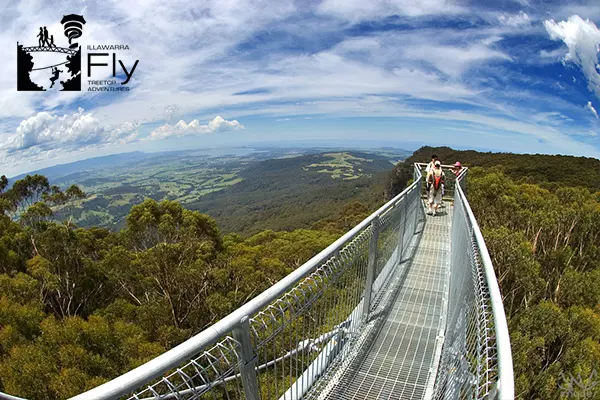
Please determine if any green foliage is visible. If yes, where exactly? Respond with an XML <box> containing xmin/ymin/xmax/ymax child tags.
<box><xmin>386</xmin><ymin>148</ymin><xmax>600</xmax><ymax>398</ymax></box>
<box><xmin>35</xmin><ymin>150</ymin><xmax>392</xmax><ymax>235</ymax></box>
<box><xmin>0</xmin><ymin>315</ymin><xmax>163</xmax><ymax>399</ymax></box>
<box><xmin>4</xmin><ymin>146</ymin><xmax>598</xmax><ymax>399</ymax></box>
<box><xmin>0</xmin><ymin>171</ymin><xmax>356</xmax><ymax>397</ymax></box>
<box><xmin>409</xmin><ymin>146</ymin><xmax>600</xmax><ymax>190</ymax></box>
<box><xmin>466</xmin><ymin>165</ymin><xmax>600</xmax><ymax>399</ymax></box>
<box><xmin>188</xmin><ymin>152</ymin><xmax>390</xmax><ymax>235</ymax></box>
<box><xmin>312</xmin><ymin>200</ymin><xmax>371</xmax><ymax>234</ymax></box>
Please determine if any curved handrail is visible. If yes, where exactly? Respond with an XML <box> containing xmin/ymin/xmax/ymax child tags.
<box><xmin>455</xmin><ymin>173</ymin><xmax>515</xmax><ymax>399</ymax></box>
<box><xmin>0</xmin><ymin>392</ymin><xmax>26</xmax><ymax>400</ymax></box>
<box><xmin>69</xmin><ymin>164</ymin><xmax>425</xmax><ymax>400</ymax></box>
<box><xmin>1</xmin><ymin>162</ymin><xmax>514</xmax><ymax>400</ymax></box>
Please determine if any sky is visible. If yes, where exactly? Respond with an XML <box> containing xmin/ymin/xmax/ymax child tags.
<box><xmin>1</xmin><ymin>0</ymin><xmax>600</xmax><ymax>176</ymax></box>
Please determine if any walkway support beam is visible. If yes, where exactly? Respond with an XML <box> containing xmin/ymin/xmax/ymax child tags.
<box><xmin>232</xmin><ymin>317</ymin><xmax>260</xmax><ymax>400</ymax></box>
<box><xmin>362</xmin><ymin>216</ymin><xmax>380</xmax><ymax>321</ymax></box>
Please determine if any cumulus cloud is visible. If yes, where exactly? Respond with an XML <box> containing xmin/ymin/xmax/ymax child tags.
<box><xmin>3</xmin><ymin>108</ymin><xmax>139</xmax><ymax>153</ymax></box>
<box><xmin>586</xmin><ymin>101</ymin><xmax>599</xmax><ymax>118</ymax></box>
<box><xmin>545</xmin><ymin>15</ymin><xmax>600</xmax><ymax>97</ymax></box>
<box><xmin>149</xmin><ymin>116</ymin><xmax>244</xmax><ymax>140</ymax></box>
<box><xmin>498</xmin><ymin>11</ymin><xmax>531</xmax><ymax>27</ymax></box>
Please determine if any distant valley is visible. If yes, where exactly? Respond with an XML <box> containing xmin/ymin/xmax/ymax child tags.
<box><xmin>22</xmin><ymin>146</ymin><xmax>411</xmax><ymax>234</ymax></box>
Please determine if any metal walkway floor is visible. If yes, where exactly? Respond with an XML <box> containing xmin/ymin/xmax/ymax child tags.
<box><xmin>319</xmin><ymin>205</ymin><xmax>452</xmax><ymax>400</ymax></box>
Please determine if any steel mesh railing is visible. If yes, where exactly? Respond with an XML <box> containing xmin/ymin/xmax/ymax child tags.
<box><xmin>431</xmin><ymin>169</ymin><xmax>514</xmax><ymax>400</ymax></box>
<box><xmin>57</xmin><ymin>165</ymin><xmax>425</xmax><ymax>400</ymax></box>
<box><xmin>0</xmin><ymin>164</ymin><xmax>514</xmax><ymax>400</ymax></box>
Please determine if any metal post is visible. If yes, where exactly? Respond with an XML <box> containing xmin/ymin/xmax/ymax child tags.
<box><xmin>397</xmin><ymin>198</ymin><xmax>406</xmax><ymax>263</ymax></box>
<box><xmin>232</xmin><ymin>316</ymin><xmax>261</xmax><ymax>400</ymax></box>
<box><xmin>414</xmin><ymin>180</ymin><xmax>422</xmax><ymax>232</ymax></box>
<box><xmin>362</xmin><ymin>216</ymin><xmax>380</xmax><ymax>321</ymax></box>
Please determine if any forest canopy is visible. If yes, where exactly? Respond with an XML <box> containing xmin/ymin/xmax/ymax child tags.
<box><xmin>0</xmin><ymin>172</ymin><xmax>367</xmax><ymax>398</ymax></box>
<box><xmin>1</xmin><ymin>146</ymin><xmax>600</xmax><ymax>399</ymax></box>
<box><xmin>388</xmin><ymin>147</ymin><xmax>600</xmax><ymax>399</ymax></box>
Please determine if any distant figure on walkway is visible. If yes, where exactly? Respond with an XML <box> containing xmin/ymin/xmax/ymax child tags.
<box><xmin>451</xmin><ymin>161</ymin><xmax>463</xmax><ymax>177</ymax></box>
<box><xmin>49</xmin><ymin>35</ymin><xmax>56</xmax><ymax>48</ymax></box>
<box><xmin>37</xmin><ymin>27</ymin><xmax>44</xmax><ymax>46</ymax></box>
<box><xmin>425</xmin><ymin>154</ymin><xmax>438</xmax><ymax>175</ymax></box>
<box><xmin>43</xmin><ymin>26</ymin><xmax>50</xmax><ymax>47</ymax></box>
<box><xmin>427</xmin><ymin>160</ymin><xmax>445</xmax><ymax>216</ymax></box>
<box><xmin>49</xmin><ymin>67</ymin><xmax>62</xmax><ymax>88</ymax></box>
<box><xmin>425</xmin><ymin>154</ymin><xmax>445</xmax><ymax>207</ymax></box>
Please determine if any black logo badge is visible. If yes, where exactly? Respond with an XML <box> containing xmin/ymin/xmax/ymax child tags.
<box><xmin>17</xmin><ymin>14</ymin><xmax>86</xmax><ymax>91</ymax></box>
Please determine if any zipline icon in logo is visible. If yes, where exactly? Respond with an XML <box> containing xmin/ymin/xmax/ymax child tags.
<box><xmin>17</xmin><ymin>14</ymin><xmax>86</xmax><ymax>91</ymax></box>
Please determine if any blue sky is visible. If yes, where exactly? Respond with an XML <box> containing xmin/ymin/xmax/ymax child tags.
<box><xmin>1</xmin><ymin>0</ymin><xmax>600</xmax><ymax>176</ymax></box>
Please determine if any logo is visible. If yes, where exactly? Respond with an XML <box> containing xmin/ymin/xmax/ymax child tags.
<box><xmin>560</xmin><ymin>370</ymin><xmax>599</xmax><ymax>399</ymax></box>
<box><xmin>17</xmin><ymin>15</ymin><xmax>85</xmax><ymax>91</ymax></box>
<box><xmin>17</xmin><ymin>14</ymin><xmax>139</xmax><ymax>92</ymax></box>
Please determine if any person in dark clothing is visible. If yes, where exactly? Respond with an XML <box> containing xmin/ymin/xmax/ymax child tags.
<box><xmin>37</xmin><ymin>27</ymin><xmax>44</xmax><ymax>46</ymax></box>
<box><xmin>49</xmin><ymin>67</ymin><xmax>62</xmax><ymax>88</ymax></box>
<box><xmin>43</xmin><ymin>27</ymin><xmax>50</xmax><ymax>47</ymax></box>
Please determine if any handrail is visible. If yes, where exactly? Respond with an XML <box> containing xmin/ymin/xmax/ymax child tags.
<box><xmin>455</xmin><ymin>174</ymin><xmax>514</xmax><ymax>399</ymax></box>
<box><xmin>1</xmin><ymin>162</ymin><xmax>514</xmax><ymax>400</ymax></box>
<box><xmin>0</xmin><ymin>392</ymin><xmax>26</xmax><ymax>400</ymax></box>
<box><xmin>415</xmin><ymin>161</ymin><xmax>459</xmax><ymax>169</ymax></box>
<box><xmin>70</xmin><ymin>163</ymin><xmax>425</xmax><ymax>400</ymax></box>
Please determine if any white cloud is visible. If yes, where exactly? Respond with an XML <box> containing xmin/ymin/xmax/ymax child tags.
<box><xmin>1</xmin><ymin>1</ymin><xmax>599</xmax><ymax>173</ymax></box>
<box><xmin>498</xmin><ymin>11</ymin><xmax>531</xmax><ymax>27</ymax></box>
<box><xmin>0</xmin><ymin>108</ymin><xmax>141</xmax><ymax>174</ymax></box>
<box><xmin>544</xmin><ymin>15</ymin><xmax>600</xmax><ymax>97</ymax></box>
<box><xmin>3</xmin><ymin>108</ymin><xmax>139</xmax><ymax>152</ymax></box>
<box><xmin>317</xmin><ymin>0</ymin><xmax>464</xmax><ymax>20</ymax></box>
<box><xmin>586</xmin><ymin>101</ymin><xmax>599</xmax><ymax>118</ymax></box>
<box><xmin>539</xmin><ymin>48</ymin><xmax>565</xmax><ymax>60</ymax></box>
<box><xmin>150</xmin><ymin>116</ymin><xmax>244</xmax><ymax>140</ymax></box>
<box><xmin>402</xmin><ymin>42</ymin><xmax>511</xmax><ymax>78</ymax></box>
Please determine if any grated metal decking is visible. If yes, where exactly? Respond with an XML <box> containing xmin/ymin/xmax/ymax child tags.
<box><xmin>321</xmin><ymin>204</ymin><xmax>452</xmax><ymax>400</ymax></box>
<box><xmin>0</xmin><ymin>164</ymin><xmax>514</xmax><ymax>400</ymax></box>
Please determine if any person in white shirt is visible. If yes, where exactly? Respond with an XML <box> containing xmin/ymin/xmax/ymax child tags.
<box><xmin>426</xmin><ymin>161</ymin><xmax>445</xmax><ymax>216</ymax></box>
<box><xmin>425</xmin><ymin>154</ymin><xmax>437</xmax><ymax>175</ymax></box>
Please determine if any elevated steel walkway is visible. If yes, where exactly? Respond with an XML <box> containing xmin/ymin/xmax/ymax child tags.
<box><xmin>310</xmin><ymin>205</ymin><xmax>451</xmax><ymax>400</ymax></box>
<box><xmin>0</xmin><ymin>164</ymin><xmax>514</xmax><ymax>400</ymax></box>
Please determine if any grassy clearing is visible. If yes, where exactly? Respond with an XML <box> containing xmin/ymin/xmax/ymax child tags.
<box><xmin>303</xmin><ymin>152</ymin><xmax>373</xmax><ymax>180</ymax></box>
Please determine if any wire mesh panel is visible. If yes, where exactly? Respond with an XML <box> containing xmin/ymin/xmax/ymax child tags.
<box><xmin>129</xmin><ymin>337</ymin><xmax>245</xmax><ymax>400</ymax></box>
<box><xmin>34</xmin><ymin>164</ymin><xmax>512</xmax><ymax>400</ymax></box>
<box><xmin>249</xmin><ymin>180</ymin><xmax>425</xmax><ymax>400</ymax></box>
<box><xmin>249</xmin><ymin>224</ymin><xmax>372</xmax><ymax>400</ymax></box>
<box><xmin>66</xmin><ymin>167</ymin><xmax>425</xmax><ymax>400</ymax></box>
<box><xmin>431</xmin><ymin>174</ymin><xmax>512</xmax><ymax>400</ymax></box>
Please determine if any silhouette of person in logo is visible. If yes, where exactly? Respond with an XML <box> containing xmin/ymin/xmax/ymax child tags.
<box><xmin>49</xmin><ymin>35</ymin><xmax>56</xmax><ymax>48</ymax></box>
<box><xmin>43</xmin><ymin>26</ymin><xmax>50</xmax><ymax>47</ymax></box>
<box><xmin>37</xmin><ymin>27</ymin><xmax>44</xmax><ymax>46</ymax></box>
<box><xmin>49</xmin><ymin>66</ymin><xmax>62</xmax><ymax>88</ymax></box>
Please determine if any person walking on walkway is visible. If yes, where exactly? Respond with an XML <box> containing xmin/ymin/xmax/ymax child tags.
<box><xmin>43</xmin><ymin>27</ymin><xmax>50</xmax><ymax>47</ymax></box>
<box><xmin>37</xmin><ymin>27</ymin><xmax>44</xmax><ymax>47</ymax></box>
<box><xmin>451</xmin><ymin>161</ymin><xmax>463</xmax><ymax>176</ymax></box>
<box><xmin>427</xmin><ymin>160</ymin><xmax>445</xmax><ymax>216</ymax></box>
<box><xmin>425</xmin><ymin>154</ymin><xmax>437</xmax><ymax>175</ymax></box>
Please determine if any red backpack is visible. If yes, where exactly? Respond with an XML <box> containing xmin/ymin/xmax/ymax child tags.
<box><xmin>432</xmin><ymin>174</ymin><xmax>443</xmax><ymax>190</ymax></box>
